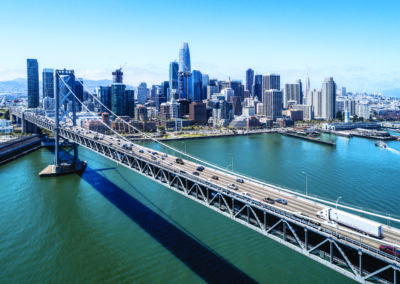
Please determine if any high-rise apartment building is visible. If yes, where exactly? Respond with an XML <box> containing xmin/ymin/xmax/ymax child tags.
<box><xmin>100</xmin><ymin>86</ymin><xmax>112</xmax><ymax>112</ymax></box>
<box><xmin>321</xmin><ymin>77</ymin><xmax>336</xmax><ymax>120</ymax></box>
<box><xmin>246</xmin><ymin>68</ymin><xmax>254</xmax><ymax>95</ymax></box>
<box><xmin>263</xmin><ymin>89</ymin><xmax>283</xmax><ymax>121</ymax></box>
<box><xmin>42</xmin><ymin>68</ymin><xmax>54</xmax><ymax>99</ymax></box>
<box><xmin>305</xmin><ymin>73</ymin><xmax>310</xmax><ymax>104</ymax></box>
<box><xmin>27</xmin><ymin>59</ymin><xmax>39</xmax><ymax>108</ymax></box>
<box><xmin>125</xmin><ymin>89</ymin><xmax>135</xmax><ymax>118</ymax></box>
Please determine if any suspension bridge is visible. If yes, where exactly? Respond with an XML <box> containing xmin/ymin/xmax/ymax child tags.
<box><xmin>9</xmin><ymin>69</ymin><xmax>400</xmax><ymax>283</ymax></box>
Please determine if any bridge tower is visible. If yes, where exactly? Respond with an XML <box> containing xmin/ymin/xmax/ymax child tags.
<box><xmin>39</xmin><ymin>69</ymin><xmax>86</xmax><ymax>177</ymax></box>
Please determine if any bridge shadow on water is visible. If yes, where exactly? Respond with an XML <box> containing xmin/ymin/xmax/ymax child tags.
<box><xmin>82</xmin><ymin>166</ymin><xmax>258</xmax><ymax>284</ymax></box>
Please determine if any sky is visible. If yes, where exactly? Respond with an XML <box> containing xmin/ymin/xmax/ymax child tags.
<box><xmin>1</xmin><ymin>0</ymin><xmax>400</xmax><ymax>92</ymax></box>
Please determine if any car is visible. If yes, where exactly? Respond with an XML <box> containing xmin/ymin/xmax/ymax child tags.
<box><xmin>379</xmin><ymin>245</ymin><xmax>400</xmax><ymax>257</ymax></box>
<box><xmin>180</xmin><ymin>170</ymin><xmax>186</xmax><ymax>174</ymax></box>
<box><xmin>228</xmin><ymin>183</ymin><xmax>239</xmax><ymax>190</ymax></box>
<box><xmin>168</xmin><ymin>162</ymin><xmax>173</xmax><ymax>166</ymax></box>
<box><xmin>152</xmin><ymin>152</ymin><xmax>157</xmax><ymax>155</ymax></box>
<box><xmin>155</xmin><ymin>161</ymin><xmax>161</xmax><ymax>165</ymax></box>
<box><xmin>192</xmin><ymin>171</ymin><xmax>200</xmax><ymax>176</ymax></box>
<box><xmin>175</xmin><ymin>158</ymin><xmax>184</xmax><ymax>165</ymax></box>
<box><xmin>275</xmin><ymin>198</ymin><xmax>288</xmax><ymax>205</ymax></box>
<box><xmin>122</xmin><ymin>144</ymin><xmax>127</xmax><ymax>148</ymax></box>
<box><xmin>241</xmin><ymin>192</ymin><xmax>252</xmax><ymax>197</ymax></box>
<box><xmin>151</xmin><ymin>156</ymin><xmax>156</xmax><ymax>160</ymax></box>
<box><xmin>211</xmin><ymin>175</ymin><xmax>219</xmax><ymax>180</ymax></box>
<box><xmin>262</xmin><ymin>197</ymin><xmax>275</xmax><ymax>204</ymax></box>
<box><xmin>162</xmin><ymin>154</ymin><xmax>168</xmax><ymax>158</ymax></box>
<box><xmin>139</xmin><ymin>149</ymin><xmax>144</xmax><ymax>153</ymax></box>
<box><xmin>236</xmin><ymin>178</ymin><xmax>244</xmax><ymax>183</ymax></box>
<box><xmin>109</xmin><ymin>143</ymin><xmax>113</xmax><ymax>146</ymax></box>
<box><xmin>196</xmin><ymin>166</ymin><xmax>205</xmax><ymax>171</ymax></box>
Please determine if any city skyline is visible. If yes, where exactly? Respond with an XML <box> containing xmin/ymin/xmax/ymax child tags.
<box><xmin>1</xmin><ymin>0</ymin><xmax>400</xmax><ymax>92</ymax></box>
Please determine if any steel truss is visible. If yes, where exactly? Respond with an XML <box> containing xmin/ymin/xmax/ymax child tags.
<box><xmin>13</xmin><ymin>111</ymin><xmax>400</xmax><ymax>284</ymax></box>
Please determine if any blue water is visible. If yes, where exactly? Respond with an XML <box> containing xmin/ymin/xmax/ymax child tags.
<box><xmin>1</xmin><ymin>133</ymin><xmax>399</xmax><ymax>283</ymax></box>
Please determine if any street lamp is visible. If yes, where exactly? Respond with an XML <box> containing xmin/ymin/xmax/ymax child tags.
<box><xmin>181</xmin><ymin>141</ymin><xmax>186</xmax><ymax>154</ymax></box>
<box><xmin>301</xmin><ymin>171</ymin><xmax>308</xmax><ymax>198</ymax></box>
<box><xmin>335</xmin><ymin>196</ymin><xmax>342</xmax><ymax>236</ymax></box>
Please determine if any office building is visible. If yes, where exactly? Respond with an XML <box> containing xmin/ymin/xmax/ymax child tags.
<box><xmin>230</xmin><ymin>80</ymin><xmax>244</xmax><ymax>101</ymax></box>
<box><xmin>230</xmin><ymin>96</ymin><xmax>242</xmax><ymax>116</ymax></box>
<box><xmin>189</xmin><ymin>101</ymin><xmax>207</xmax><ymax>124</ymax></box>
<box><xmin>136</xmin><ymin>82</ymin><xmax>149</xmax><ymax>104</ymax></box>
<box><xmin>321</xmin><ymin>77</ymin><xmax>336</xmax><ymax>120</ymax></box>
<box><xmin>308</xmin><ymin>89</ymin><xmax>322</xmax><ymax>119</ymax></box>
<box><xmin>125</xmin><ymin>89</ymin><xmax>135</xmax><ymax>118</ymax></box>
<box><xmin>246</xmin><ymin>68</ymin><xmax>254</xmax><ymax>95</ymax></box>
<box><xmin>178</xmin><ymin>42</ymin><xmax>192</xmax><ymax>99</ymax></box>
<box><xmin>356</xmin><ymin>102</ymin><xmax>370</xmax><ymax>120</ymax></box>
<box><xmin>207</xmin><ymin>85</ymin><xmax>219</xmax><ymax>100</ymax></box>
<box><xmin>262</xmin><ymin>74</ymin><xmax>280</xmax><ymax>98</ymax></box>
<box><xmin>201</xmin><ymin>74</ymin><xmax>209</xmax><ymax>100</ymax></box>
<box><xmin>42</xmin><ymin>68</ymin><xmax>54</xmax><ymax>98</ymax></box>
<box><xmin>111</xmin><ymin>83</ymin><xmax>126</xmax><ymax>116</ymax></box>
<box><xmin>222</xmin><ymin>88</ymin><xmax>234</xmax><ymax>102</ymax></box>
<box><xmin>305</xmin><ymin>73</ymin><xmax>310</xmax><ymax>104</ymax></box>
<box><xmin>112</xmin><ymin>68</ymin><xmax>123</xmax><ymax>83</ymax></box>
<box><xmin>283</xmin><ymin>82</ymin><xmax>301</xmax><ymax>108</ymax></box>
<box><xmin>169</xmin><ymin>61</ymin><xmax>179</xmax><ymax>91</ymax></box>
<box><xmin>191</xmin><ymin>70</ymin><xmax>202</xmax><ymax>101</ymax></box>
<box><xmin>27</xmin><ymin>59</ymin><xmax>39</xmax><ymax>108</ymax></box>
<box><xmin>100</xmin><ymin>86</ymin><xmax>112</xmax><ymax>112</ymax></box>
<box><xmin>253</xmin><ymin>75</ymin><xmax>262</xmax><ymax>101</ymax></box>
<box><xmin>263</xmin><ymin>89</ymin><xmax>283</xmax><ymax>120</ymax></box>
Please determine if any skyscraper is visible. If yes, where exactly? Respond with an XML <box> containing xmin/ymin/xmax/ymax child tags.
<box><xmin>201</xmin><ymin>74</ymin><xmax>209</xmax><ymax>100</ymax></box>
<box><xmin>283</xmin><ymin>82</ymin><xmax>301</xmax><ymax>108</ymax></box>
<box><xmin>112</xmin><ymin>68</ymin><xmax>123</xmax><ymax>83</ymax></box>
<box><xmin>262</xmin><ymin>74</ymin><xmax>280</xmax><ymax>99</ymax></box>
<box><xmin>305</xmin><ymin>73</ymin><xmax>310</xmax><ymax>104</ymax></box>
<box><xmin>296</xmin><ymin>79</ymin><xmax>303</xmax><ymax>104</ymax></box>
<box><xmin>125</xmin><ymin>89</ymin><xmax>135</xmax><ymax>118</ymax></box>
<box><xmin>100</xmin><ymin>86</ymin><xmax>112</xmax><ymax>112</ymax></box>
<box><xmin>27</xmin><ymin>59</ymin><xmax>39</xmax><ymax>108</ymax></box>
<box><xmin>230</xmin><ymin>80</ymin><xmax>244</xmax><ymax>101</ymax></box>
<box><xmin>169</xmin><ymin>61</ymin><xmax>179</xmax><ymax>91</ymax></box>
<box><xmin>178</xmin><ymin>42</ymin><xmax>192</xmax><ymax>99</ymax></box>
<box><xmin>74</xmin><ymin>78</ymin><xmax>84</xmax><ymax>111</ymax></box>
<box><xmin>309</xmin><ymin>89</ymin><xmax>322</xmax><ymax>118</ymax></box>
<box><xmin>263</xmin><ymin>89</ymin><xmax>283</xmax><ymax>121</ymax></box>
<box><xmin>42</xmin><ymin>68</ymin><xmax>54</xmax><ymax>98</ymax></box>
<box><xmin>321</xmin><ymin>77</ymin><xmax>336</xmax><ymax>120</ymax></box>
<box><xmin>246</xmin><ymin>68</ymin><xmax>254</xmax><ymax>95</ymax></box>
<box><xmin>253</xmin><ymin>75</ymin><xmax>262</xmax><ymax>101</ymax></box>
<box><xmin>111</xmin><ymin>83</ymin><xmax>126</xmax><ymax>116</ymax></box>
<box><xmin>191</xmin><ymin>70</ymin><xmax>202</xmax><ymax>101</ymax></box>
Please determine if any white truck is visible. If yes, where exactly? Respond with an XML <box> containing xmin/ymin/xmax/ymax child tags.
<box><xmin>316</xmin><ymin>208</ymin><xmax>383</xmax><ymax>238</ymax></box>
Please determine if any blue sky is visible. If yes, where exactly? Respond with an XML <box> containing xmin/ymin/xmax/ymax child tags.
<box><xmin>1</xmin><ymin>0</ymin><xmax>400</xmax><ymax>92</ymax></box>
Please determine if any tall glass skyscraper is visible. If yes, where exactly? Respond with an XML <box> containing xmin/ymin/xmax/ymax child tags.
<box><xmin>191</xmin><ymin>70</ymin><xmax>202</xmax><ymax>102</ymax></box>
<box><xmin>111</xmin><ymin>83</ymin><xmax>126</xmax><ymax>116</ymax></box>
<box><xmin>246</xmin><ymin>68</ymin><xmax>254</xmax><ymax>95</ymax></box>
<box><xmin>253</xmin><ymin>75</ymin><xmax>262</xmax><ymax>101</ymax></box>
<box><xmin>27</xmin><ymin>59</ymin><xmax>39</xmax><ymax>108</ymax></box>
<box><xmin>42</xmin><ymin>68</ymin><xmax>54</xmax><ymax>98</ymax></box>
<box><xmin>169</xmin><ymin>61</ymin><xmax>179</xmax><ymax>91</ymax></box>
<box><xmin>321</xmin><ymin>77</ymin><xmax>336</xmax><ymax>120</ymax></box>
<box><xmin>178</xmin><ymin>42</ymin><xmax>192</xmax><ymax>99</ymax></box>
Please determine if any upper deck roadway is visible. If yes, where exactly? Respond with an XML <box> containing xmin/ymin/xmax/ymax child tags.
<box><xmin>15</xmin><ymin>110</ymin><xmax>400</xmax><ymax>270</ymax></box>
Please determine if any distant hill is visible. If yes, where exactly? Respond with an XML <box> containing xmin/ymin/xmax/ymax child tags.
<box><xmin>0</xmin><ymin>78</ymin><xmax>134</xmax><ymax>94</ymax></box>
<box><xmin>0</xmin><ymin>78</ymin><xmax>26</xmax><ymax>93</ymax></box>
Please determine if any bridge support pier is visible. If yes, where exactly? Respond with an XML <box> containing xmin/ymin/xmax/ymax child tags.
<box><xmin>39</xmin><ymin>69</ymin><xmax>86</xmax><ymax>177</ymax></box>
<box><xmin>394</xmin><ymin>268</ymin><xmax>397</xmax><ymax>284</ymax></box>
<box><xmin>359</xmin><ymin>250</ymin><xmax>362</xmax><ymax>276</ymax></box>
<box><xmin>330</xmin><ymin>240</ymin><xmax>333</xmax><ymax>264</ymax></box>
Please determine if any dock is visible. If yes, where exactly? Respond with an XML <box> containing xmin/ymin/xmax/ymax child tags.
<box><xmin>279</xmin><ymin>131</ymin><xmax>336</xmax><ymax>146</ymax></box>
